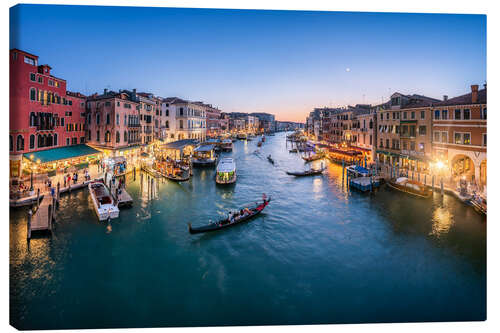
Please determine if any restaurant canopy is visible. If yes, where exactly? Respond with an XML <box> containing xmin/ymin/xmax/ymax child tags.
<box><xmin>23</xmin><ymin>144</ymin><xmax>101</xmax><ymax>164</ymax></box>
<box><xmin>163</xmin><ymin>139</ymin><xmax>198</xmax><ymax>150</ymax></box>
<box><xmin>194</xmin><ymin>144</ymin><xmax>215</xmax><ymax>152</ymax></box>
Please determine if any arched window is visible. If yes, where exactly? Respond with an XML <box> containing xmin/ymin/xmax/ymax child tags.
<box><xmin>106</xmin><ymin>113</ymin><xmax>110</xmax><ymax>125</ymax></box>
<box><xmin>30</xmin><ymin>88</ymin><xmax>36</xmax><ymax>101</ymax></box>
<box><xmin>29</xmin><ymin>112</ymin><xmax>36</xmax><ymax>127</ymax></box>
<box><xmin>47</xmin><ymin>134</ymin><xmax>53</xmax><ymax>147</ymax></box>
<box><xmin>16</xmin><ymin>135</ymin><xmax>24</xmax><ymax>151</ymax></box>
<box><xmin>29</xmin><ymin>134</ymin><xmax>35</xmax><ymax>149</ymax></box>
<box><xmin>9</xmin><ymin>135</ymin><xmax>13</xmax><ymax>151</ymax></box>
<box><xmin>116</xmin><ymin>131</ymin><xmax>120</xmax><ymax>143</ymax></box>
<box><xmin>96</xmin><ymin>113</ymin><xmax>100</xmax><ymax>125</ymax></box>
<box><xmin>37</xmin><ymin>134</ymin><xmax>42</xmax><ymax>148</ymax></box>
<box><xmin>124</xmin><ymin>131</ymin><xmax>128</xmax><ymax>142</ymax></box>
<box><xmin>54</xmin><ymin>133</ymin><xmax>58</xmax><ymax>146</ymax></box>
<box><xmin>105</xmin><ymin>131</ymin><xmax>111</xmax><ymax>142</ymax></box>
<box><xmin>166</xmin><ymin>120</ymin><xmax>169</xmax><ymax>129</ymax></box>
<box><xmin>87</xmin><ymin>130</ymin><xmax>91</xmax><ymax>141</ymax></box>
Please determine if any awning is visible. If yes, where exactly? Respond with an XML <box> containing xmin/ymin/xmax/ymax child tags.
<box><xmin>163</xmin><ymin>139</ymin><xmax>198</xmax><ymax>150</ymax></box>
<box><xmin>194</xmin><ymin>144</ymin><xmax>215</xmax><ymax>152</ymax></box>
<box><xmin>23</xmin><ymin>144</ymin><xmax>101</xmax><ymax>164</ymax></box>
<box><xmin>116</xmin><ymin>145</ymin><xmax>141</xmax><ymax>152</ymax></box>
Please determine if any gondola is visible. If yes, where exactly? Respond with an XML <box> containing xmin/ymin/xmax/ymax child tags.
<box><xmin>302</xmin><ymin>152</ymin><xmax>325</xmax><ymax>162</ymax></box>
<box><xmin>267</xmin><ymin>155</ymin><xmax>274</xmax><ymax>164</ymax></box>
<box><xmin>289</xmin><ymin>148</ymin><xmax>298</xmax><ymax>153</ymax></box>
<box><xmin>163</xmin><ymin>173</ymin><xmax>190</xmax><ymax>182</ymax></box>
<box><xmin>257</xmin><ymin>141</ymin><xmax>262</xmax><ymax>147</ymax></box>
<box><xmin>188</xmin><ymin>197</ymin><xmax>271</xmax><ymax>234</ymax></box>
<box><xmin>286</xmin><ymin>167</ymin><xmax>325</xmax><ymax>177</ymax></box>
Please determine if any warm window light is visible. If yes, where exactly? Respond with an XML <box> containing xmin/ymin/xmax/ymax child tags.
<box><xmin>436</xmin><ymin>161</ymin><xmax>445</xmax><ymax>170</ymax></box>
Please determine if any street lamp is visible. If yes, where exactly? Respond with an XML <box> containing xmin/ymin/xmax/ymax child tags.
<box><xmin>29</xmin><ymin>154</ymin><xmax>34</xmax><ymax>191</ymax></box>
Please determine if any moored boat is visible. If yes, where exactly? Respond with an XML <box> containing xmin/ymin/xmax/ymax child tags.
<box><xmin>302</xmin><ymin>151</ymin><xmax>325</xmax><ymax>162</ymax></box>
<box><xmin>236</xmin><ymin>133</ymin><xmax>247</xmax><ymax>140</ymax></box>
<box><xmin>221</xmin><ymin>139</ymin><xmax>233</xmax><ymax>151</ymax></box>
<box><xmin>188</xmin><ymin>196</ymin><xmax>271</xmax><ymax>234</ymax></box>
<box><xmin>267</xmin><ymin>155</ymin><xmax>274</xmax><ymax>164</ymax></box>
<box><xmin>387</xmin><ymin>177</ymin><xmax>432</xmax><ymax>198</ymax></box>
<box><xmin>192</xmin><ymin>144</ymin><xmax>217</xmax><ymax>167</ymax></box>
<box><xmin>257</xmin><ymin>141</ymin><xmax>262</xmax><ymax>147</ymax></box>
<box><xmin>216</xmin><ymin>158</ymin><xmax>237</xmax><ymax>185</ymax></box>
<box><xmin>470</xmin><ymin>194</ymin><xmax>487</xmax><ymax>215</ymax></box>
<box><xmin>88</xmin><ymin>179</ymin><xmax>120</xmax><ymax>221</ymax></box>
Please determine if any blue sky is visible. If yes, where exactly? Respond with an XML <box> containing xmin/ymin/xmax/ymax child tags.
<box><xmin>10</xmin><ymin>5</ymin><xmax>486</xmax><ymax>121</ymax></box>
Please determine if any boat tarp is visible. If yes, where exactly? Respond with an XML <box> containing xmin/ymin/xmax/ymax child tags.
<box><xmin>194</xmin><ymin>144</ymin><xmax>215</xmax><ymax>152</ymax></box>
<box><xmin>349</xmin><ymin>165</ymin><xmax>370</xmax><ymax>174</ymax></box>
<box><xmin>163</xmin><ymin>139</ymin><xmax>198</xmax><ymax>150</ymax></box>
<box><xmin>23</xmin><ymin>144</ymin><xmax>101</xmax><ymax>164</ymax></box>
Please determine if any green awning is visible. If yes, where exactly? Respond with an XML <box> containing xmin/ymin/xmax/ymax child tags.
<box><xmin>23</xmin><ymin>144</ymin><xmax>102</xmax><ymax>164</ymax></box>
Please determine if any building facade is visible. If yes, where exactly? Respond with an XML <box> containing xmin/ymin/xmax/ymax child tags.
<box><xmin>9</xmin><ymin>49</ymin><xmax>87</xmax><ymax>179</ymax></box>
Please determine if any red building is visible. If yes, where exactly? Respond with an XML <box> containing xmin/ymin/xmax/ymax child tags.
<box><xmin>9</xmin><ymin>49</ymin><xmax>88</xmax><ymax>179</ymax></box>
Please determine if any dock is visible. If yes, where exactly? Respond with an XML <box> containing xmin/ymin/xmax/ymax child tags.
<box><xmin>27</xmin><ymin>195</ymin><xmax>56</xmax><ymax>239</ymax></box>
<box><xmin>108</xmin><ymin>180</ymin><xmax>133</xmax><ymax>207</ymax></box>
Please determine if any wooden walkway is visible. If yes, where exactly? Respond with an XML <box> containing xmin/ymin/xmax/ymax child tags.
<box><xmin>108</xmin><ymin>180</ymin><xmax>133</xmax><ymax>207</ymax></box>
<box><xmin>28</xmin><ymin>196</ymin><xmax>56</xmax><ymax>239</ymax></box>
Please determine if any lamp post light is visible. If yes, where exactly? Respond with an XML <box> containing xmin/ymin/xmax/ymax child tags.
<box><xmin>29</xmin><ymin>154</ymin><xmax>34</xmax><ymax>191</ymax></box>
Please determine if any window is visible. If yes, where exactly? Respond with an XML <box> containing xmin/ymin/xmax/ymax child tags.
<box><xmin>441</xmin><ymin>110</ymin><xmax>448</xmax><ymax>120</ymax></box>
<box><xmin>38</xmin><ymin>76</ymin><xmax>43</xmax><ymax>84</ymax></box>
<box><xmin>80</xmin><ymin>137</ymin><xmax>85</xmax><ymax>144</ymax></box>
<box><xmin>402</xmin><ymin>141</ymin><xmax>407</xmax><ymax>150</ymax></box>
<box><xmin>96</xmin><ymin>113</ymin><xmax>100</xmax><ymax>125</ymax></box>
<box><xmin>97</xmin><ymin>130</ymin><xmax>100</xmax><ymax>142</ymax></box>
<box><xmin>463</xmin><ymin>133</ymin><xmax>471</xmax><ymax>145</ymax></box>
<box><xmin>29</xmin><ymin>134</ymin><xmax>35</xmax><ymax>149</ymax></box>
<box><xmin>419</xmin><ymin>126</ymin><xmax>426</xmax><ymax>135</ymax></box>
<box><xmin>442</xmin><ymin>132</ymin><xmax>448</xmax><ymax>143</ymax></box>
<box><xmin>116</xmin><ymin>131</ymin><xmax>120</xmax><ymax>143</ymax></box>
<box><xmin>105</xmin><ymin>131</ymin><xmax>111</xmax><ymax>142</ymax></box>
<box><xmin>117</xmin><ymin>101</ymin><xmax>120</xmax><ymax>107</ymax></box>
<box><xmin>30</xmin><ymin>73</ymin><xmax>36</xmax><ymax>81</ymax></box>
<box><xmin>105</xmin><ymin>101</ymin><xmax>111</xmax><ymax>107</ymax></box>
<box><xmin>16</xmin><ymin>135</ymin><xmax>24</xmax><ymax>151</ymax></box>
<box><xmin>24</xmin><ymin>56</ymin><xmax>35</xmax><ymax>65</ymax></box>
<box><xmin>454</xmin><ymin>109</ymin><xmax>461</xmax><ymax>120</ymax></box>
<box><xmin>403</xmin><ymin>112</ymin><xmax>407</xmax><ymax>120</ymax></box>
<box><xmin>419</xmin><ymin>142</ymin><xmax>425</xmax><ymax>151</ymax></box>
<box><xmin>411</xmin><ymin>111</ymin><xmax>415</xmax><ymax>119</ymax></box>
<box><xmin>66</xmin><ymin>138</ymin><xmax>70</xmax><ymax>146</ymax></box>
<box><xmin>48</xmin><ymin>80</ymin><xmax>54</xmax><ymax>86</ymax></box>
<box><xmin>166</xmin><ymin>120</ymin><xmax>169</xmax><ymax>129</ymax></box>
<box><xmin>116</xmin><ymin>114</ymin><xmax>120</xmax><ymax>125</ymax></box>
<box><xmin>420</xmin><ymin>111</ymin><xmax>425</xmax><ymax>119</ymax></box>
<box><xmin>30</xmin><ymin>88</ymin><xmax>36</xmax><ymax>101</ymax></box>
<box><xmin>54</xmin><ymin>133</ymin><xmax>58</xmax><ymax>146</ymax></box>
<box><xmin>481</xmin><ymin>107</ymin><xmax>487</xmax><ymax>120</ymax></box>
<box><xmin>61</xmin><ymin>118</ymin><xmax>65</xmax><ymax>126</ymax></box>
<box><xmin>434</xmin><ymin>110</ymin><xmax>440</xmax><ymax>120</ymax></box>
<box><xmin>409</xmin><ymin>125</ymin><xmax>416</xmax><ymax>137</ymax></box>
<box><xmin>483</xmin><ymin>133</ymin><xmax>487</xmax><ymax>146</ymax></box>
<box><xmin>179</xmin><ymin>120</ymin><xmax>183</xmax><ymax>129</ymax></box>
<box><xmin>463</xmin><ymin>109</ymin><xmax>471</xmax><ymax>120</ymax></box>
<box><xmin>385</xmin><ymin>139</ymin><xmax>389</xmax><ymax>148</ymax></box>
<box><xmin>410</xmin><ymin>141</ymin><xmax>416</xmax><ymax>151</ymax></box>
<box><xmin>72</xmin><ymin>137</ymin><xmax>77</xmax><ymax>145</ymax></box>
<box><xmin>380</xmin><ymin>139</ymin><xmax>383</xmax><ymax>148</ymax></box>
<box><xmin>29</xmin><ymin>112</ymin><xmax>36</xmax><ymax>126</ymax></box>
<box><xmin>180</xmin><ymin>108</ymin><xmax>184</xmax><ymax>116</ymax></box>
<box><xmin>434</xmin><ymin>132</ymin><xmax>440</xmax><ymax>142</ymax></box>
<box><xmin>124</xmin><ymin>131</ymin><xmax>128</xmax><ymax>142</ymax></box>
<box><xmin>88</xmin><ymin>130</ymin><xmax>91</xmax><ymax>141</ymax></box>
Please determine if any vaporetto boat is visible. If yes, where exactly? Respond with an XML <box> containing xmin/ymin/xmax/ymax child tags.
<box><xmin>216</xmin><ymin>158</ymin><xmax>237</xmax><ymax>185</ymax></box>
<box><xmin>88</xmin><ymin>179</ymin><xmax>120</xmax><ymax>221</ymax></box>
<box><xmin>192</xmin><ymin>144</ymin><xmax>217</xmax><ymax>167</ymax></box>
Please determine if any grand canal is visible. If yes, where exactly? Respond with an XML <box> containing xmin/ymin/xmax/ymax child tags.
<box><xmin>10</xmin><ymin>132</ymin><xmax>486</xmax><ymax>329</ymax></box>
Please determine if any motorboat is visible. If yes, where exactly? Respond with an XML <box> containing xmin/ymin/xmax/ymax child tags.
<box><xmin>88</xmin><ymin>179</ymin><xmax>119</xmax><ymax>221</ymax></box>
<box><xmin>387</xmin><ymin>177</ymin><xmax>432</xmax><ymax>198</ymax></box>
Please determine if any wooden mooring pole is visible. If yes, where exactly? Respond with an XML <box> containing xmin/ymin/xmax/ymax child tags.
<box><xmin>27</xmin><ymin>209</ymin><xmax>32</xmax><ymax>240</ymax></box>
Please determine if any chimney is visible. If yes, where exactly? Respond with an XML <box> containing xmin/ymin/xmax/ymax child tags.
<box><xmin>104</xmin><ymin>88</ymin><xmax>108</xmax><ymax>95</ymax></box>
<box><xmin>133</xmin><ymin>88</ymin><xmax>137</xmax><ymax>94</ymax></box>
<box><xmin>471</xmin><ymin>84</ymin><xmax>479</xmax><ymax>103</ymax></box>
<box><xmin>484</xmin><ymin>83</ymin><xmax>487</xmax><ymax>89</ymax></box>
<box><xmin>443</xmin><ymin>95</ymin><xmax>448</xmax><ymax>101</ymax></box>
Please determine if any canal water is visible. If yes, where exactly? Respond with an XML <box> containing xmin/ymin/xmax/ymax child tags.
<box><xmin>10</xmin><ymin>132</ymin><xmax>486</xmax><ymax>329</ymax></box>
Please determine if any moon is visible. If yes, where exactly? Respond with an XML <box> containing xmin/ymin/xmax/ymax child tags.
<box><xmin>345</xmin><ymin>68</ymin><xmax>351</xmax><ymax>72</ymax></box>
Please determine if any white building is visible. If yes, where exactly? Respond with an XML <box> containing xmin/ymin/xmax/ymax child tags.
<box><xmin>162</xmin><ymin>97</ymin><xmax>206</xmax><ymax>142</ymax></box>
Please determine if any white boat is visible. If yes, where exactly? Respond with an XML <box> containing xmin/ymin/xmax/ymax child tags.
<box><xmin>88</xmin><ymin>180</ymin><xmax>120</xmax><ymax>221</ymax></box>
<box><xmin>216</xmin><ymin>158</ymin><xmax>237</xmax><ymax>185</ymax></box>
<box><xmin>221</xmin><ymin>139</ymin><xmax>233</xmax><ymax>151</ymax></box>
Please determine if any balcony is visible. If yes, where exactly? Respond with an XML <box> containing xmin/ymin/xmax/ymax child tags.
<box><xmin>128</xmin><ymin>123</ymin><xmax>140</xmax><ymax>128</ymax></box>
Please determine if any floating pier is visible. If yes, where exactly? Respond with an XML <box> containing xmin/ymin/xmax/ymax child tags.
<box><xmin>27</xmin><ymin>195</ymin><xmax>56</xmax><ymax>239</ymax></box>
